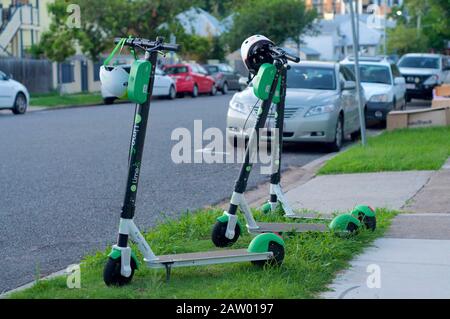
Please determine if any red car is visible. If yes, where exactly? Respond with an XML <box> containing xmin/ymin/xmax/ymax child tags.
<box><xmin>163</xmin><ymin>63</ymin><xmax>217</xmax><ymax>97</ymax></box>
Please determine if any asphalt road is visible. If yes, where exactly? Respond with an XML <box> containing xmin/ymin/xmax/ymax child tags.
<box><xmin>0</xmin><ymin>93</ymin><xmax>340</xmax><ymax>293</ymax></box>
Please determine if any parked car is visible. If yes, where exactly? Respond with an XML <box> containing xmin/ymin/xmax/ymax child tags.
<box><xmin>238</xmin><ymin>76</ymin><xmax>249</xmax><ymax>91</ymax></box>
<box><xmin>101</xmin><ymin>65</ymin><xmax>176</xmax><ymax>104</ymax></box>
<box><xmin>341</xmin><ymin>56</ymin><xmax>406</xmax><ymax>122</ymax></box>
<box><xmin>203</xmin><ymin>63</ymin><xmax>241</xmax><ymax>94</ymax></box>
<box><xmin>397</xmin><ymin>53</ymin><xmax>450</xmax><ymax>101</ymax></box>
<box><xmin>163</xmin><ymin>63</ymin><xmax>216</xmax><ymax>97</ymax></box>
<box><xmin>0</xmin><ymin>70</ymin><xmax>29</xmax><ymax>115</ymax></box>
<box><xmin>227</xmin><ymin>61</ymin><xmax>364</xmax><ymax>152</ymax></box>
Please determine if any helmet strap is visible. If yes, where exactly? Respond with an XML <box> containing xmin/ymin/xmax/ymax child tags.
<box><xmin>103</xmin><ymin>38</ymin><xmax>126</xmax><ymax>66</ymax></box>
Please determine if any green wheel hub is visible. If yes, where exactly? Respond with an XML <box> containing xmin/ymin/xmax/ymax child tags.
<box><xmin>350</xmin><ymin>205</ymin><xmax>377</xmax><ymax>231</ymax></box>
<box><xmin>329</xmin><ymin>214</ymin><xmax>361</xmax><ymax>235</ymax></box>
<box><xmin>248</xmin><ymin>233</ymin><xmax>285</xmax><ymax>266</ymax></box>
<box><xmin>261</xmin><ymin>202</ymin><xmax>272</xmax><ymax>214</ymax></box>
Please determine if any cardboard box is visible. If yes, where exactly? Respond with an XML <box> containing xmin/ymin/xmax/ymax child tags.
<box><xmin>387</xmin><ymin>107</ymin><xmax>450</xmax><ymax>131</ymax></box>
<box><xmin>432</xmin><ymin>84</ymin><xmax>450</xmax><ymax>108</ymax></box>
<box><xmin>432</xmin><ymin>99</ymin><xmax>450</xmax><ymax>108</ymax></box>
<box><xmin>435</xmin><ymin>84</ymin><xmax>450</xmax><ymax>98</ymax></box>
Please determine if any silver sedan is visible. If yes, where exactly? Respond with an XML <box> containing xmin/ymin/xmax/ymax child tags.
<box><xmin>226</xmin><ymin>61</ymin><xmax>364</xmax><ymax>151</ymax></box>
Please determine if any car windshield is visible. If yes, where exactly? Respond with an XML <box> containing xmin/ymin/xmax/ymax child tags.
<box><xmin>287</xmin><ymin>66</ymin><xmax>336</xmax><ymax>90</ymax></box>
<box><xmin>343</xmin><ymin>64</ymin><xmax>391</xmax><ymax>84</ymax></box>
<box><xmin>164</xmin><ymin>66</ymin><xmax>188</xmax><ymax>74</ymax></box>
<box><xmin>205</xmin><ymin>66</ymin><xmax>219</xmax><ymax>74</ymax></box>
<box><xmin>398</xmin><ymin>57</ymin><xmax>440</xmax><ymax>69</ymax></box>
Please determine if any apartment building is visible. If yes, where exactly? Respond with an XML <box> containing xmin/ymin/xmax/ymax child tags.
<box><xmin>305</xmin><ymin>0</ymin><xmax>404</xmax><ymax>17</ymax></box>
<box><xmin>0</xmin><ymin>0</ymin><xmax>101</xmax><ymax>94</ymax></box>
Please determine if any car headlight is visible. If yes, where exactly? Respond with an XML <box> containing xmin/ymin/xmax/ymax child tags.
<box><xmin>423</xmin><ymin>74</ymin><xmax>439</xmax><ymax>85</ymax></box>
<box><xmin>369</xmin><ymin>94</ymin><xmax>390</xmax><ymax>103</ymax></box>
<box><xmin>229</xmin><ymin>99</ymin><xmax>250</xmax><ymax>114</ymax></box>
<box><xmin>304</xmin><ymin>104</ymin><xmax>336</xmax><ymax>117</ymax></box>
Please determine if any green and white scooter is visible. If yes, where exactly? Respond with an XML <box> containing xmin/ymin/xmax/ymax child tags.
<box><xmin>100</xmin><ymin>37</ymin><xmax>286</xmax><ymax>286</ymax></box>
<box><xmin>211</xmin><ymin>35</ymin><xmax>376</xmax><ymax>248</ymax></box>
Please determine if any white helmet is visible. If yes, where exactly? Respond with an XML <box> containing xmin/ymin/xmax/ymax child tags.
<box><xmin>99</xmin><ymin>65</ymin><xmax>130</xmax><ymax>98</ymax></box>
<box><xmin>241</xmin><ymin>35</ymin><xmax>274</xmax><ymax>75</ymax></box>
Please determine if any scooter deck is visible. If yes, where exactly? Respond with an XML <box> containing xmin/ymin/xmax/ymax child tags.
<box><xmin>250</xmin><ymin>222</ymin><xmax>328</xmax><ymax>233</ymax></box>
<box><xmin>285</xmin><ymin>213</ymin><xmax>332</xmax><ymax>221</ymax></box>
<box><xmin>145</xmin><ymin>249</ymin><xmax>272</xmax><ymax>269</ymax></box>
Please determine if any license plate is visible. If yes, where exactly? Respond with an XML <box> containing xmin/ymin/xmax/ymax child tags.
<box><xmin>406</xmin><ymin>83</ymin><xmax>416</xmax><ymax>89</ymax></box>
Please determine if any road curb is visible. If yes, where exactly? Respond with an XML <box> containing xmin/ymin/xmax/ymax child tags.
<box><xmin>0</xmin><ymin>268</ymin><xmax>70</xmax><ymax>299</ymax></box>
<box><xmin>29</xmin><ymin>100</ymin><xmax>130</xmax><ymax>112</ymax></box>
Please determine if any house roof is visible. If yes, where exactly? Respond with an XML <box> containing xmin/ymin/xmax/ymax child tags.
<box><xmin>175</xmin><ymin>7</ymin><xmax>225</xmax><ymax>37</ymax></box>
<box><xmin>340</xmin><ymin>19</ymin><xmax>382</xmax><ymax>46</ymax></box>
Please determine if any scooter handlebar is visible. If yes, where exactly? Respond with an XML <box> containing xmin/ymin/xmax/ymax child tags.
<box><xmin>114</xmin><ymin>37</ymin><xmax>180</xmax><ymax>52</ymax></box>
<box><xmin>268</xmin><ymin>46</ymin><xmax>300</xmax><ymax>63</ymax></box>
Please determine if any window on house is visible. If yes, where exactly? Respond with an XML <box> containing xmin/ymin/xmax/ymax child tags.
<box><xmin>60</xmin><ymin>62</ymin><xmax>74</xmax><ymax>83</ymax></box>
<box><xmin>93</xmin><ymin>61</ymin><xmax>102</xmax><ymax>82</ymax></box>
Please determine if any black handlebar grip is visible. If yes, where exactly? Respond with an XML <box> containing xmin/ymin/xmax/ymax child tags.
<box><xmin>113</xmin><ymin>37</ymin><xmax>179</xmax><ymax>52</ymax></box>
<box><xmin>268</xmin><ymin>45</ymin><xmax>300</xmax><ymax>63</ymax></box>
<box><xmin>284</xmin><ymin>52</ymin><xmax>300</xmax><ymax>63</ymax></box>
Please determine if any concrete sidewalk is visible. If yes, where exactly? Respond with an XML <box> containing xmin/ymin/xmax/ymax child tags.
<box><xmin>285</xmin><ymin>170</ymin><xmax>433</xmax><ymax>215</ymax></box>
<box><xmin>286</xmin><ymin>158</ymin><xmax>450</xmax><ymax>299</ymax></box>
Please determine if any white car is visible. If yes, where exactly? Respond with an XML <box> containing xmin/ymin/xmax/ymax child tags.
<box><xmin>101</xmin><ymin>65</ymin><xmax>176</xmax><ymax>104</ymax></box>
<box><xmin>341</xmin><ymin>56</ymin><xmax>406</xmax><ymax>122</ymax></box>
<box><xmin>397</xmin><ymin>53</ymin><xmax>450</xmax><ymax>101</ymax></box>
<box><xmin>0</xmin><ymin>70</ymin><xmax>29</xmax><ymax>115</ymax></box>
<box><xmin>227</xmin><ymin>61</ymin><xmax>363</xmax><ymax>152</ymax></box>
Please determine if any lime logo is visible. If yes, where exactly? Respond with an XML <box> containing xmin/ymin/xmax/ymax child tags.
<box><xmin>135</xmin><ymin>114</ymin><xmax>142</xmax><ymax>124</ymax></box>
<box><xmin>131</xmin><ymin>185</ymin><xmax>137</xmax><ymax>192</ymax></box>
<box><xmin>246</xmin><ymin>165</ymin><xmax>252</xmax><ymax>172</ymax></box>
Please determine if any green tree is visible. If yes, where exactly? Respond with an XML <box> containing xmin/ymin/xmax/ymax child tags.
<box><xmin>388</xmin><ymin>0</ymin><xmax>450</xmax><ymax>53</ymax></box>
<box><xmin>224</xmin><ymin>0</ymin><xmax>317</xmax><ymax>53</ymax></box>
<box><xmin>387</xmin><ymin>24</ymin><xmax>428</xmax><ymax>55</ymax></box>
<box><xmin>38</xmin><ymin>0</ymin><xmax>77</xmax><ymax>94</ymax></box>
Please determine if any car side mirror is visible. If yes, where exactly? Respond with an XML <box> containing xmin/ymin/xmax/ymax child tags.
<box><xmin>394</xmin><ymin>77</ymin><xmax>405</xmax><ymax>85</ymax></box>
<box><xmin>343</xmin><ymin>80</ymin><xmax>356</xmax><ymax>90</ymax></box>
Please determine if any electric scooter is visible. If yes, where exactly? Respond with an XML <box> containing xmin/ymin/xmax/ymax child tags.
<box><xmin>211</xmin><ymin>36</ymin><xmax>375</xmax><ymax>248</ymax></box>
<box><xmin>102</xmin><ymin>37</ymin><xmax>286</xmax><ymax>286</ymax></box>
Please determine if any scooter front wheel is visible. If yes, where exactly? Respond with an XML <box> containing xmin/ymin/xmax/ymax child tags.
<box><xmin>211</xmin><ymin>220</ymin><xmax>241</xmax><ymax>247</ymax></box>
<box><xmin>103</xmin><ymin>256</ymin><xmax>137</xmax><ymax>286</ymax></box>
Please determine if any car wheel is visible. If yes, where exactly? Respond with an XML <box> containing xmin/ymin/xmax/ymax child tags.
<box><xmin>210</xmin><ymin>84</ymin><xmax>217</xmax><ymax>96</ymax></box>
<box><xmin>12</xmin><ymin>93</ymin><xmax>27</xmax><ymax>115</ymax></box>
<box><xmin>191</xmin><ymin>84</ymin><xmax>199</xmax><ymax>98</ymax></box>
<box><xmin>327</xmin><ymin>115</ymin><xmax>343</xmax><ymax>152</ymax></box>
<box><xmin>167</xmin><ymin>85</ymin><xmax>176</xmax><ymax>100</ymax></box>
<box><xmin>222</xmin><ymin>82</ymin><xmax>229</xmax><ymax>95</ymax></box>
<box><xmin>350</xmin><ymin>130</ymin><xmax>360</xmax><ymax>141</ymax></box>
<box><xmin>103</xmin><ymin>97</ymin><xmax>115</xmax><ymax>105</ymax></box>
<box><xmin>401</xmin><ymin>96</ymin><xmax>407</xmax><ymax>110</ymax></box>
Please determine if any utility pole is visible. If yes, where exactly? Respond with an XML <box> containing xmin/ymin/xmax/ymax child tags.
<box><xmin>355</xmin><ymin>0</ymin><xmax>360</xmax><ymax>43</ymax></box>
<box><xmin>348</xmin><ymin>0</ymin><xmax>367</xmax><ymax>146</ymax></box>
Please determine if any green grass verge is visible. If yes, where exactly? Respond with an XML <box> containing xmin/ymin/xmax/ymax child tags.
<box><xmin>9</xmin><ymin>208</ymin><xmax>396</xmax><ymax>299</ymax></box>
<box><xmin>320</xmin><ymin>126</ymin><xmax>450</xmax><ymax>175</ymax></box>
<box><xmin>30</xmin><ymin>92</ymin><xmax>103</xmax><ymax>108</ymax></box>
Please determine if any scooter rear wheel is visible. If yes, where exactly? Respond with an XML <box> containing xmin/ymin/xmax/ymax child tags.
<box><xmin>103</xmin><ymin>256</ymin><xmax>137</xmax><ymax>286</ymax></box>
<box><xmin>251</xmin><ymin>241</ymin><xmax>285</xmax><ymax>267</ymax></box>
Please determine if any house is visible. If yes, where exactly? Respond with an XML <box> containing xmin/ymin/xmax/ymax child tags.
<box><xmin>174</xmin><ymin>7</ymin><xmax>225</xmax><ymax>37</ymax></box>
<box><xmin>0</xmin><ymin>0</ymin><xmax>101</xmax><ymax>94</ymax></box>
<box><xmin>301</xmin><ymin>14</ymin><xmax>386</xmax><ymax>61</ymax></box>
